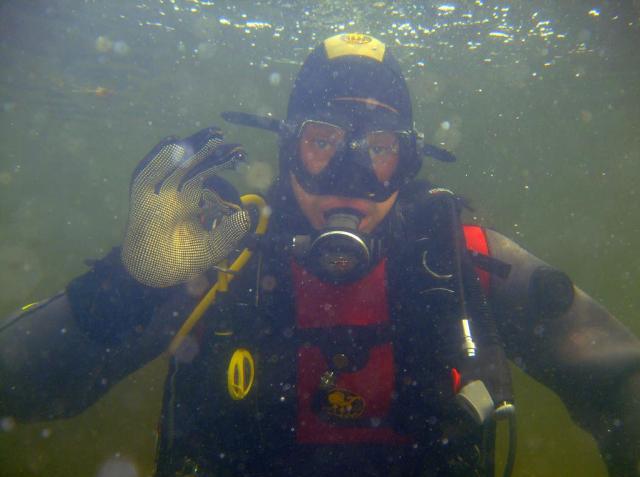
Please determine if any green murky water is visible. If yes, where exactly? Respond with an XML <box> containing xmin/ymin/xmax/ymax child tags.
<box><xmin>1</xmin><ymin>1</ymin><xmax>638</xmax><ymax>475</ymax></box>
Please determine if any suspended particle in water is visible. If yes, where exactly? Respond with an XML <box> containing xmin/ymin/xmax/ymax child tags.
<box><xmin>269</xmin><ymin>72</ymin><xmax>281</xmax><ymax>86</ymax></box>
<box><xmin>112</xmin><ymin>40</ymin><xmax>131</xmax><ymax>56</ymax></box>
<box><xmin>2</xmin><ymin>102</ymin><xmax>16</xmax><ymax>113</ymax></box>
<box><xmin>196</xmin><ymin>41</ymin><xmax>217</xmax><ymax>60</ymax></box>
<box><xmin>95</xmin><ymin>35</ymin><xmax>113</xmax><ymax>53</ymax></box>
<box><xmin>96</xmin><ymin>455</ymin><xmax>139</xmax><ymax>477</ymax></box>
<box><xmin>0</xmin><ymin>171</ymin><xmax>12</xmax><ymax>186</ymax></box>
<box><xmin>261</xmin><ymin>274</ymin><xmax>277</xmax><ymax>291</ymax></box>
<box><xmin>186</xmin><ymin>273</ymin><xmax>209</xmax><ymax>297</ymax></box>
<box><xmin>580</xmin><ymin>110</ymin><xmax>593</xmax><ymax>123</ymax></box>
<box><xmin>1</xmin><ymin>416</ymin><xmax>16</xmax><ymax>432</ymax></box>
<box><xmin>174</xmin><ymin>335</ymin><xmax>200</xmax><ymax>364</ymax></box>
<box><xmin>245</xmin><ymin>161</ymin><xmax>274</xmax><ymax>191</ymax></box>
<box><xmin>533</xmin><ymin>324</ymin><xmax>545</xmax><ymax>337</ymax></box>
<box><xmin>434</xmin><ymin>118</ymin><xmax>462</xmax><ymax>151</ymax></box>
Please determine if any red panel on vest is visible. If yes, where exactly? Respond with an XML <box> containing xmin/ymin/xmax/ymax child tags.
<box><xmin>296</xmin><ymin>344</ymin><xmax>408</xmax><ymax>444</ymax></box>
<box><xmin>463</xmin><ymin>225</ymin><xmax>490</xmax><ymax>294</ymax></box>
<box><xmin>292</xmin><ymin>259</ymin><xmax>389</xmax><ymax>328</ymax></box>
<box><xmin>292</xmin><ymin>259</ymin><xmax>408</xmax><ymax>444</ymax></box>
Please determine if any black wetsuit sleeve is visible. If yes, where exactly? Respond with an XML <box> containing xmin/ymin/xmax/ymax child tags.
<box><xmin>486</xmin><ymin>229</ymin><xmax>640</xmax><ymax>477</ymax></box>
<box><xmin>0</xmin><ymin>248</ymin><xmax>199</xmax><ymax>421</ymax></box>
<box><xmin>66</xmin><ymin>247</ymin><xmax>176</xmax><ymax>345</ymax></box>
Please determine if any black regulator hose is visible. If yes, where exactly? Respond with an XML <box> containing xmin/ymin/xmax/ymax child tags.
<box><xmin>445</xmin><ymin>193</ymin><xmax>478</xmax><ymax>359</ymax></box>
<box><xmin>444</xmin><ymin>193</ymin><xmax>517</xmax><ymax>477</ymax></box>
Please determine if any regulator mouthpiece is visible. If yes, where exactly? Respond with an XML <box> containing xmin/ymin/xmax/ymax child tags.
<box><xmin>292</xmin><ymin>209</ymin><xmax>371</xmax><ymax>284</ymax></box>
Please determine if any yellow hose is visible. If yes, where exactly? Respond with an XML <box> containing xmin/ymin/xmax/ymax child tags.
<box><xmin>168</xmin><ymin>194</ymin><xmax>269</xmax><ymax>355</ymax></box>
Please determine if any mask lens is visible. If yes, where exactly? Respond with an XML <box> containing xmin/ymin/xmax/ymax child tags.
<box><xmin>365</xmin><ymin>131</ymin><xmax>400</xmax><ymax>183</ymax></box>
<box><xmin>298</xmin><ymin>121</ymin><xmax>346</xmax><ymax>175</ymax></box>
<box><xmin>294</xmin><ymin>121</ymin><xmax>412</xmax><ymax>201</ymax></box>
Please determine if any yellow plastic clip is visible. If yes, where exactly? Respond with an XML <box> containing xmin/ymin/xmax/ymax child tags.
<box><xmin>227</xmin><ymin>348</ymin><xmax>255</xmax><ymax>400</ymax></box>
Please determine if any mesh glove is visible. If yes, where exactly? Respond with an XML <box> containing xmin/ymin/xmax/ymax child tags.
<box><xmin>122</xmin><ymin>127</ymin><xmax>251</xmax><ymax>288</ymax></box>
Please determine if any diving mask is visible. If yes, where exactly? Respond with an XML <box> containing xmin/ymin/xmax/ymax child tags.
<box><xmin>288</xmin><ymin>119</ymin><xmax>419</xmax><ymax>202</ymax></box>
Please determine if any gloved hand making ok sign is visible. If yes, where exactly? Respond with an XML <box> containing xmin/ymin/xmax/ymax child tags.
<box><xmin>121</xmin><ymin>127</ymin><xmax>251</xmax><ymax>288</ymax></box>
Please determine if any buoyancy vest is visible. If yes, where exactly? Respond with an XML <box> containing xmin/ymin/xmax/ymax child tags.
<box><xmin>292</xmin><ymin>258</ymin><xmax>411</xmax><ymax>446</ymax></box>
<box><xmin>155</xmin><ymin>204</ymin><xmax>498</xmax><ymax>476</ymax></box>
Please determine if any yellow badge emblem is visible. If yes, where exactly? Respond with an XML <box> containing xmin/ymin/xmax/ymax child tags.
<box><xmin>227</xmin><ymin>348</ymin><xmax>255</xmax><ymax>400</ymax></box>
<box><xmin>324</xmin><ymin>388</ymin><xmax>365</xmax><ymax>420</ymax></box>
<box><xmin>324</xmin><ymin>33</ymin><xmax>385</xmax><ymax>62</ymax></box>
<box><xmin>342</xmin><ymin>33</ymin><xmax>372</xmax><ymax>45</ymax></box>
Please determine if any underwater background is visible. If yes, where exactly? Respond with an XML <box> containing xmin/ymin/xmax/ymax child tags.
<box><xmin>0</xmin><ymin>1</ymin><xmax>638</xmax><ymax>476</ymax></box>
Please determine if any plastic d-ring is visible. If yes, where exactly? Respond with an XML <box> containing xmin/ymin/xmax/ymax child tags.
<box><xmin>227</xmin><ymin>348</ymin><xmax>255</xmax><ymax>400</ymax></box>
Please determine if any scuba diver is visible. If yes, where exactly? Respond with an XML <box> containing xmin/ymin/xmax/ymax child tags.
<box><xmin>1</xmin><ymin>33</ymin><xmax>639</xmax><ymax>477</ymax></box>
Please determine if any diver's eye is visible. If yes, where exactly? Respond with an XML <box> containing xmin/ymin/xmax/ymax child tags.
<box><xmin>313</xmin><ymin>138</ymin><xmax>330</xmax><ymax>149</ymax></box>
<box><xmin>368</xmin><ymin>142</ymin><xmax>399</xmax><ymax>158</ymax></box>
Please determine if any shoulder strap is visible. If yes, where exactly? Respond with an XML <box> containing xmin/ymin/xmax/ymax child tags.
<box><xmin>462</xmin><ymin>225</ymin><xmax>512</xmax><ymax>292</ymax></box>
<box><xmin>463</xmin><ymin>225</ymin><xmax>491</xmax><ymax>295</ymax></box>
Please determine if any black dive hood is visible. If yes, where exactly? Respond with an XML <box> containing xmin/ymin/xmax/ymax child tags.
<box><xmin>220</xmin><ymin>110</ymin><xmax>458</xmax><ymax>163</ymax></box>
